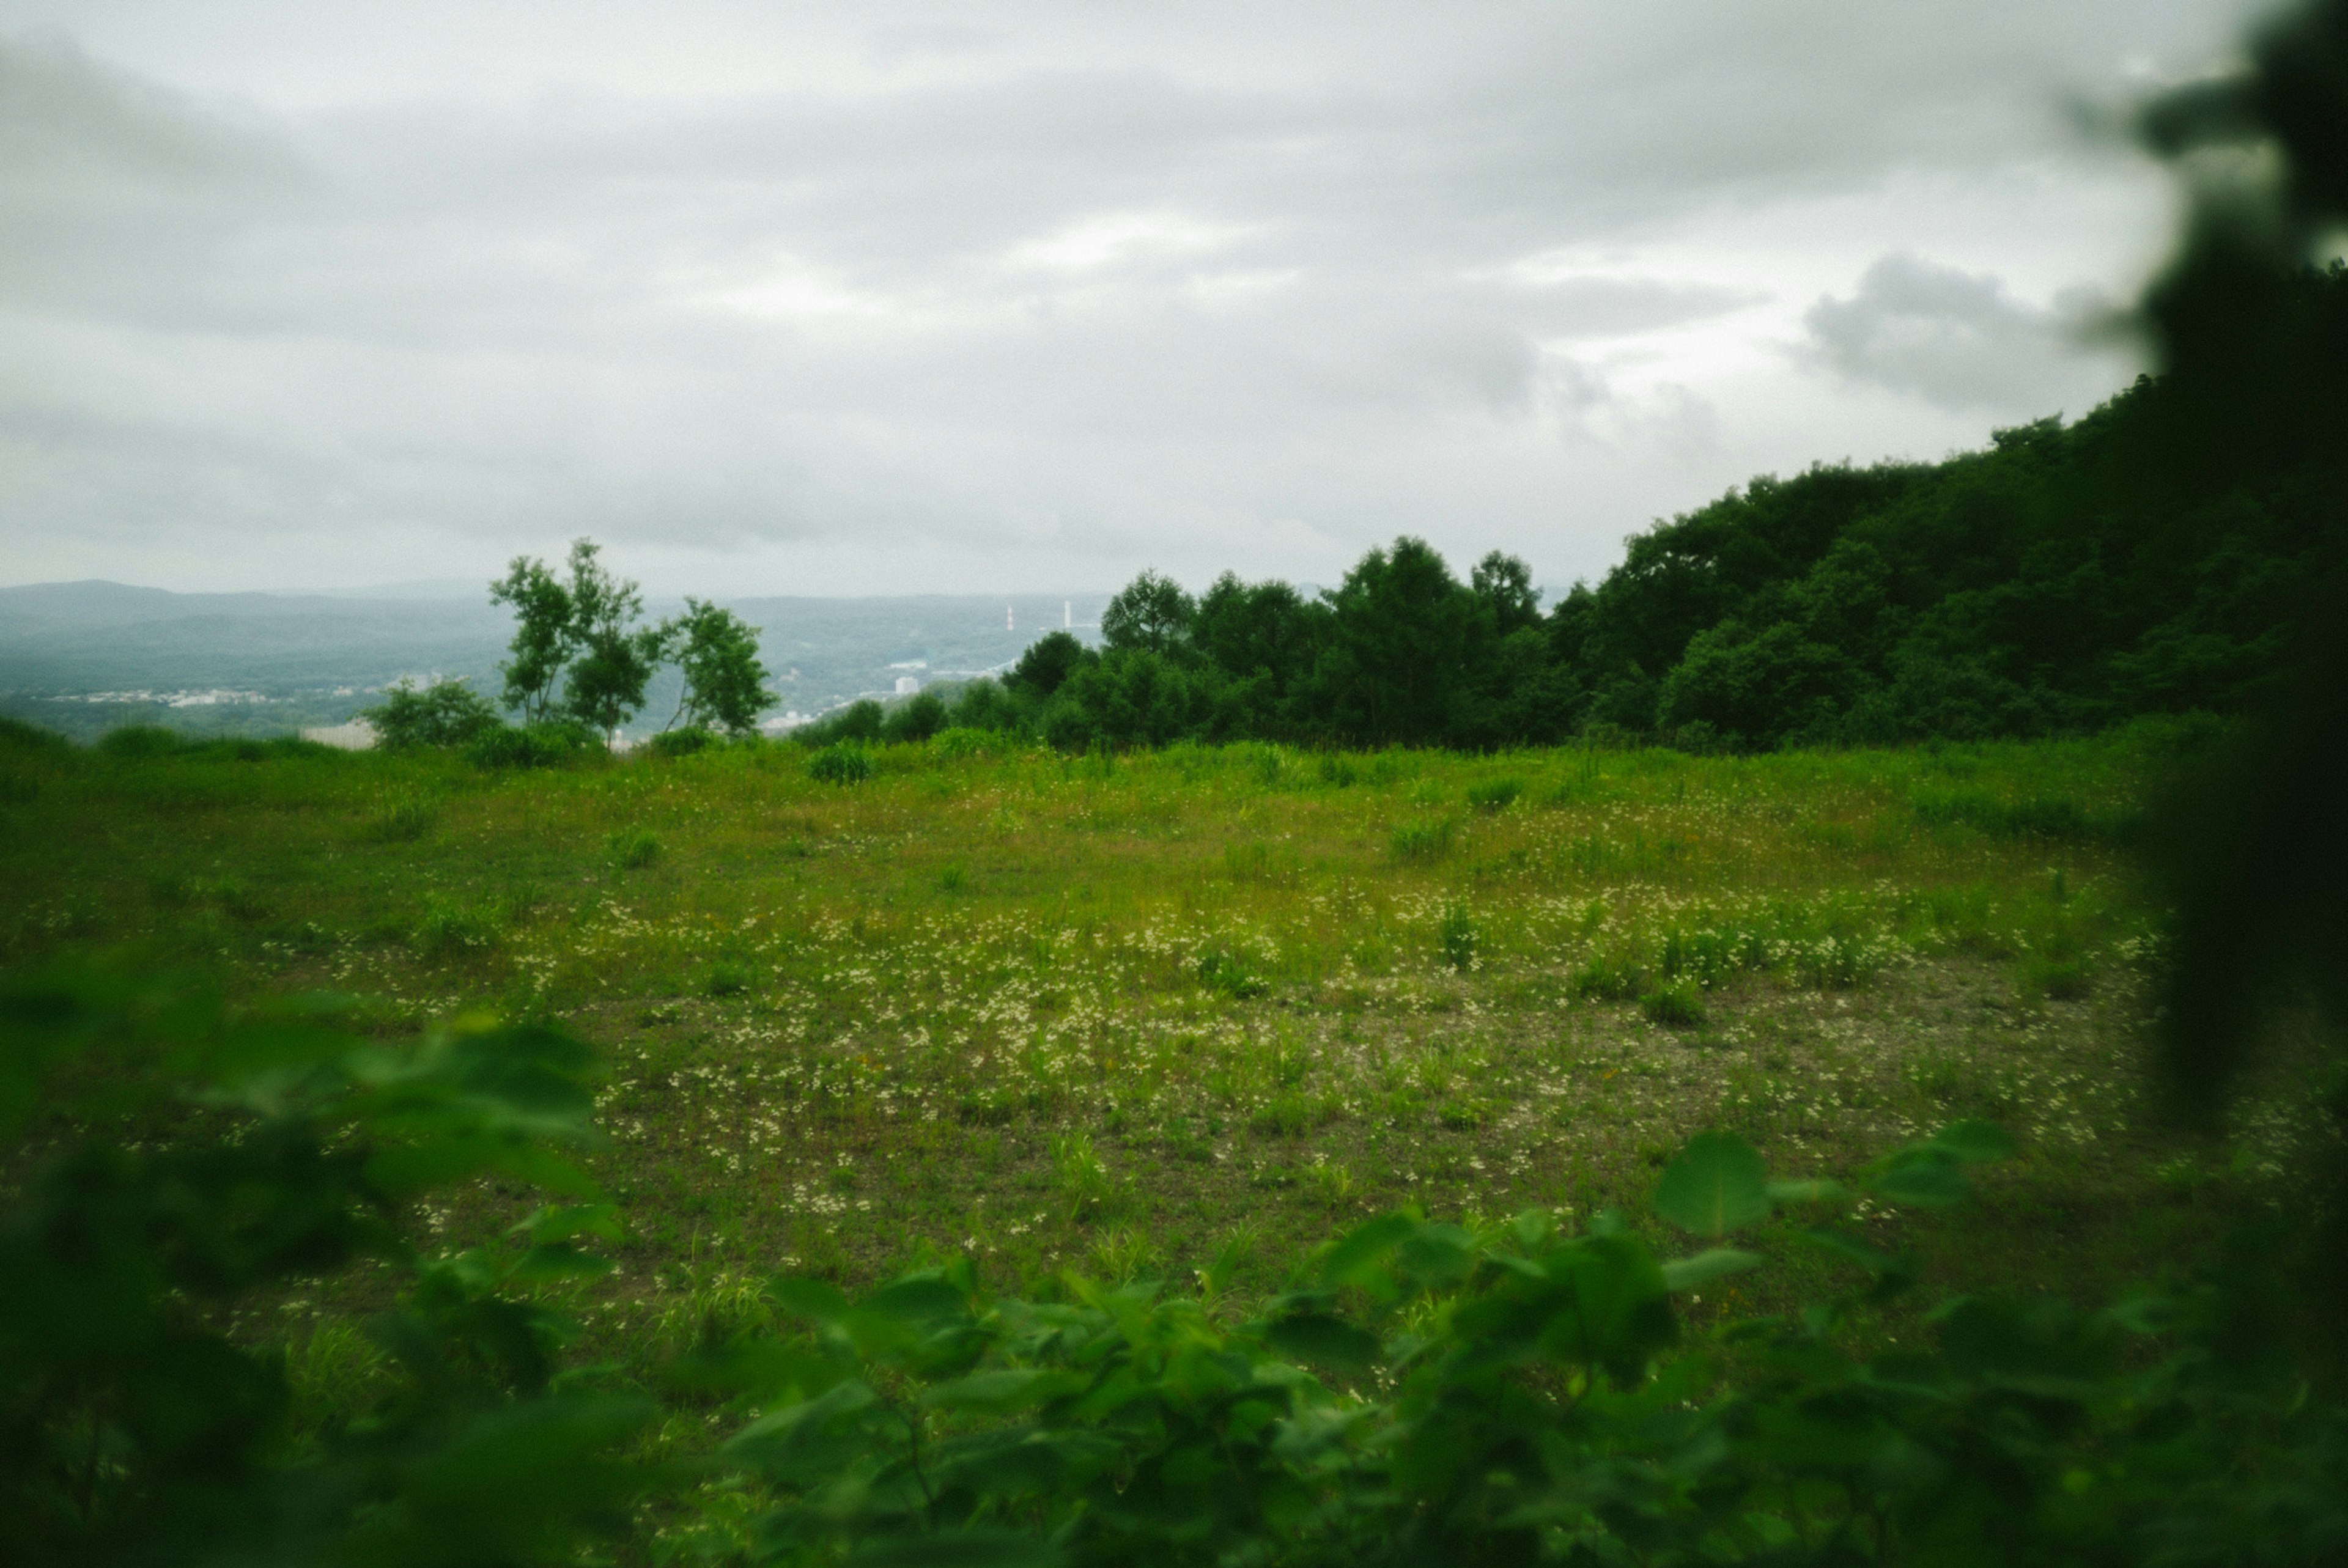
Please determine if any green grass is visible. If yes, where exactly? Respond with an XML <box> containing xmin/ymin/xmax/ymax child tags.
<box><xmin>4</xmin><ymin>723</ymin><xmax>2284</xmax><ymax>1402</ymax></box>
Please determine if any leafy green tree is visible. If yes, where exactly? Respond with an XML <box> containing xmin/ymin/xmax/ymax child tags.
<box><xmin>1099</xmin><ymin>569</ymin><xmax>1196</xmax><ymax>656</ymax></box>
<box><xmin>556</xmin><ymin>541</ymin><xmax>660</xmax><ymax>743</ymax></box>
<box><xmin>360</xmin><ymin>677</ymin><xmax>502</xmax><ymax>749</ymax></box>
<box><xmin>657</xmin><ymin>598</ymin><xmax>775</xmax><ymax>736</ymax></box>
<box><xmin>1005</xmin><ymin>630</ymin><xmax>1090</xmax><ymax>699</ymax></box>
<box><xmin>1470</xmin><ymin>550</ymin><xmax>1541</xmax><ymax>636</ymax></box>
<box><xmin>1307</xmin><ymin>537</ymin><xmax>1496</xmax><ymax>746</ymax></box>
<box><xmin>487</xmin><ymin>556</ymin><xmax>575</xmax><ymax>724</ymax></box>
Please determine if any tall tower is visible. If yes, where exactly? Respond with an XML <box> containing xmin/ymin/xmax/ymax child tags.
<box><xmin>1064</xmin><ymin>600</ymin><xmax>1071</xmax><ymax>628</ymax></box>
<box><xmin>1006</xmin><ymin>605</ymin><xmax>1014</xmax><ymax>632</ymax></box>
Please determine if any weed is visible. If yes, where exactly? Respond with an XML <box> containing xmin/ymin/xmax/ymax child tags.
<box><xmin>1050</xmin><ymin>1130</ymin><xmax>1121</xmax><ymax>1220</ymax></box>
<box><xmin>366</xmin><ymin>789</ymin><xmax>438</xmax><ymax>842</ymax></box>
<box><xmin>937</xmin><ymin>863</ymin><xmax>968</xmax><ymax>893</ymax></box>
<box><xmin>416</xmin><ymin>898</ymin><xmax>499</xmax><ymax>957</ymax></box>
<box><xmin>1197</xmin><ymin>948</ymin><xmax>1268</xmax><ymax>998</ymax></box>
<box><xmin>1641</xmin><ymin>981</ymin><xmax>1708</xmax><ymax>1028</ymax></box>
<box><xmin>1390</xmin><ymin>816</ymin><xmax>1458</xmax><ymax>863</ymax></box>
<box><xmin>806</xmin><ymin>744</ymin><xmax>873</xmax><ymax>784</ymax></box>
<box><xmin>1086</xmin><ymin>1226</ymin><xmax>1161</xmax><ymax>1284</ymax></box>
<box><xmin>1318</xmin><ymin>754</ymin><xmax>1357</xmax><ymax>787</ymax></box>
<box><xmin>608</xmin><ymin>830</ymin><xmax>662</xmax><ymax>869</ymax></box>
<box><xmin>2021</xmin><ymin>954</ymin><xmax>2093</xmax><ymax>1001</ymax></box>
<box><xmin>703</xmin><ymin>960</ymin><xmax>753</xmax><ymax>998</ymax></box>
<box><xmin>284</xmin><ymin>1320</ymin><xmax>393</xmax><ymax>1438</ymax></box>
<box><xmin>1438</xmin><ymin>904</ymin><xmax>1479</xmax><ymax>970</ymax></box>
<box><xmin>1466</xmin><ymin>777</ymin><xmax>1523</xmax><ymax>812</ymax></box>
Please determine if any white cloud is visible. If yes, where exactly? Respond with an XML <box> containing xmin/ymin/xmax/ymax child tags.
<box><xmin>0</xmin><ymin>2</ymin><xmax>2267</xmax><ymax>596</ymax></box>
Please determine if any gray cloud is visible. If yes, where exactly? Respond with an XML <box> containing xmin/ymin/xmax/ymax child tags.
<box><xmin>0</xmin><ymin>2</ymin><xmax>2259</xmax><ymax>595</ymax></box>
<box><xmin>1800</xmin><ymin>254</ymin><xmax>2115</xmax><ymax>411</ymax></box>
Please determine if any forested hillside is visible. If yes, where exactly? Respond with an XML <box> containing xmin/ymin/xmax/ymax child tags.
<box><xmin>846</xmin><ymin>263</ymin><xmax>2344</xmax><ymax>755</ymax></box>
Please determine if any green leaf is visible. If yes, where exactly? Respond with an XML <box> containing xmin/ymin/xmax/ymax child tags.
<box><xmin>1870</xmin><ymin>1157</ymin><xmax>1970</xmax><ymax>1207</ymax></box>
<box><xmin>1661</xmin><ymin>1248</ymin><xmax>1762</xmax><ymax>1292</ymax></box>
<box><xmin>1262</xmin><ymin>1312</ymin><xmax>1383</xmax><ymax>1372</ymax></box>
<box><xmin>849</xmin><ymin>1530</ymin><xmax>1062</xmax><ymax>1568</ymax></box>
<box><xmin>1927</xmin><ymin>1119</ymin><xmax>2017</xmax><ymax>1163</ymax></box>
<box><xmin>1318</xmin><ymin>1212</ymin><xmax>1417</xmax><ymax>1287</ymax></box>
<box><xmin>771</xmin><ymin>1275</ymin><xmax>852</xmax><ymax>1325</ymax></box>
<box><xmin>921</xmin><ymin>1368</ymin><xmax>1087</xmax><ymax>1413</ymax></box>
<box><xmin>1653</xmin><ymin>1132</ymin><xmax>1771</xmax><ymax>1238</ymax></box>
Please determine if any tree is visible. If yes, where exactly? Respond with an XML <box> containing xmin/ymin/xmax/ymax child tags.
<box><xmin>558</xmin><ymin>540</ymin><xmax>661</xmax><ymax>743</ymax></box>
<box><xmin>487</xmin><ymin>556</ymin><xmax>574</xmax><ymax>723</ymax></box>
<box><xmin>359</xmin><ymin>677</ymin><xmax>501</xmax><ymax>748</ymax></box>
<box><xmin>1308</xmin><ymin>537</ymin><xmax>1495</xmax><ymax>746</ymax></box>
<box><xmin>1100</xmin><ymin>569</ymin><xmax>1196</xmax><ymax>656</ymax></box>
<box><xmin>1006</xmin><ymin>630</ymin><xmax>1090</xmax><ymax>699</ymax></box>
<box><xmin>1471</xmin><ymin>551</ymin><xmax>1542</xmax><ymax>636</ymax></box>
<box><xmin>657</xmin><ymin>598</ymin><xmax>774</xmax><ymax>735</ymax></box>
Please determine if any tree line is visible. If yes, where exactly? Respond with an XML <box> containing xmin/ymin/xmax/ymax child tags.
<box><xmin>813</xmin><ymin>264</ymin><xmax>2341</xmax><ymax>756</ymax></box>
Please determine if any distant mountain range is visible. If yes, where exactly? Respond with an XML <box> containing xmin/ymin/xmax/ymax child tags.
<box><xmin>0</xmin><ymin>580</ymin><xmax>1108</xmax><ymax>743</ymax></box>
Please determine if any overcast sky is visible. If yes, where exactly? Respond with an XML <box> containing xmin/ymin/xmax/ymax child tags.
<box><xmin>0</xmin><ymin>1</ymin><xmax>2266</xmax><ymax>598</ymax></box>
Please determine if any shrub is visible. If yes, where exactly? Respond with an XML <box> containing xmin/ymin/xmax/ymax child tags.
<box><xmin>98</xmin><ymin>725</ymin><xmax>183</xmax><ymax>758</ymax></box>
<box><xmin>1641</xmin><ymin>979</ymin><xmax>1708</xmax><ymax>1027</ymax></box>
<box><xmin>415</xmin><ymin>897</ymin><xmax>498</xmax><ymax>957</ymax></box>
<box><xmin>806</xmin><ymin>743</ymin><xmax>873</xmax><ymax>784</ymax></box>
<box><xmin>365</xmin><ymin>789</ymin><xmax>438</xmax><ymax>842</ymax></box>
<box><xmin>0</xmin><ymin>715</ymin><xmax>68</xmax><ymax>751</ymax></box>
<box><xmin>607</xmin><ymin>829</ymin><xmax>662</xmax><ymax>869</ymax></box>
<box><xmin>1465</xmin><ymin>776</ymin><xmax>1523</xmax><ymax>812</ymax></box>
<box><xmin>931</xmin><ymin>726</ymin><xmax>995</xmax><ymax>760</ymax></box>
<box><xmin>1437</xmin><ymin>904</ymin><xmax>1479</xmax><ymax>970</ymax></box>
<box><xmin>360</xmin><ymin>677</ymin><xmax>500</xmax><ymax>749</ymax></box>
<box><xmin>1390</xmin><ymin>816</ymin><xmax>1458</xmax><ymax>863</ymax></box>
<box><xmin>1317</xmin><ymin>754</ymin><xmax>1357</xmax><ymax>787</ymax></box>
<box><xmin>881</xmin><ymin>692</ymin><xmax>949</xmax><ymax>744</ymax></box>
<box><xmin>702</xmin><ymin>960</ymin><xmax>752</xmax><ymax>997</ymax></box>
<box><xmin>648</xmin><ymin>726</ymin><xmax>715</xmax><ymax>757</ymax></box>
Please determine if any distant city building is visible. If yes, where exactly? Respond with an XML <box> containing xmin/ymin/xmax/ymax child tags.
<box><xmin>895</xmin><ymin>675</ymin><xmax>921</xmax><ymax>696</ymax></box>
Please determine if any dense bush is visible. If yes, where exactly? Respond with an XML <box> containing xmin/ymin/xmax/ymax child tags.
<box><xmin>805</xmin><ymin>743</ymin><xmax>874</xmax><ymax>784</ymax></box>
<box><xmin>360</xmin><ymin>677</ymin><xmax>502</xmax><ymax>749</ymax></box>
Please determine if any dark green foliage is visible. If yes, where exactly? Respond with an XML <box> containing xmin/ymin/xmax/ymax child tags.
<box><xmin>464</xmin><ymin>721</ymin><xmax>598</xmax><ymax>770</ymax></box>
<box><xmin>0</xmin><ymin>715</ymin><xmax>68</xmax><ymax>751</ymax></box>
<box><xmin>657</xmin><ymin>598</ymin><xmax>776</xmax><ymax>736</ymax></box>
<box><xmin>0</xmin><ymin>967</ymin><xmax>648</xmax><ymax>1566</ymax></box>
<box><xmin>488</xmin><ymin>555</ymin><xmax>574</xmax><ymax>724</ymax></box>
<box><xmin>1640</xmin><ymin>979</ymin><xmax>1708</xmax><ymax>1028</ymax></box>
<box><xmin>97</xmin><ymin>725</ymin><xmax>184</xmax><ymax>759</ymax></box>
<box><xmin>558</xmin><ymin>542</ymin><xmax>660</xmax><ymax>740</ymax></box>
<box><xmin>882</xmin><ymin>692</ymin><xmax>948</xmax><ymax>743</ymax></box>
<box><xmin>649</xmin><ymin>726</ymin><xmax>715</xmax><ymax>757</ymax></box>
<box><xmin>362</xmin><ymin>677</ymin><xmax>503</xmax><ymax>749</ymax></box>
<box><xmin>657</xmin><ymin>1125</ymin><xmax>2347</xmax><ymax>1567</ymax></box>
<box><xmin>1098</xmin><ymin>568</ymin><xmax>1196</xmax><ymax>655</ymax></box>
<box><xmin>792</xmin><ymin>700</ymin><xmax>884</xmax><ymax>748</ymax></box>
<box><xmin>1437</xmin><ymin>904</ymin><xmax>1479</xmax><ymax>970</ymax></box>
<box><xmin>807</xmin><ymin>743</ymin><xmax>874</xmax><ymax>784</ymax></box>
<box><xmin>1465</xmin><ymin>776</ymin><xmax>1522</xmax><ymax>811</ymax></box>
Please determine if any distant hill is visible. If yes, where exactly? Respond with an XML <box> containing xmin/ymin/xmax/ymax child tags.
<box><xmin>0</xmin><ymin>581</ymin><xmax>1108</xmax><ymax>743</ymax></box>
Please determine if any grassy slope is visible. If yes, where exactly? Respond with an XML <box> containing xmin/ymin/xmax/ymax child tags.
<box><xmin>1</xmin><ymin>729</ymin><xmax>2283</xmax><ymax>1381</ymax></box>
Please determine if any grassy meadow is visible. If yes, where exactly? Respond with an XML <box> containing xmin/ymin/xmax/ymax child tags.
<box><xmin>1</xmin><ymin>724</ymin><xmax>2292</xmax><ymax>1416</ymax></box>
